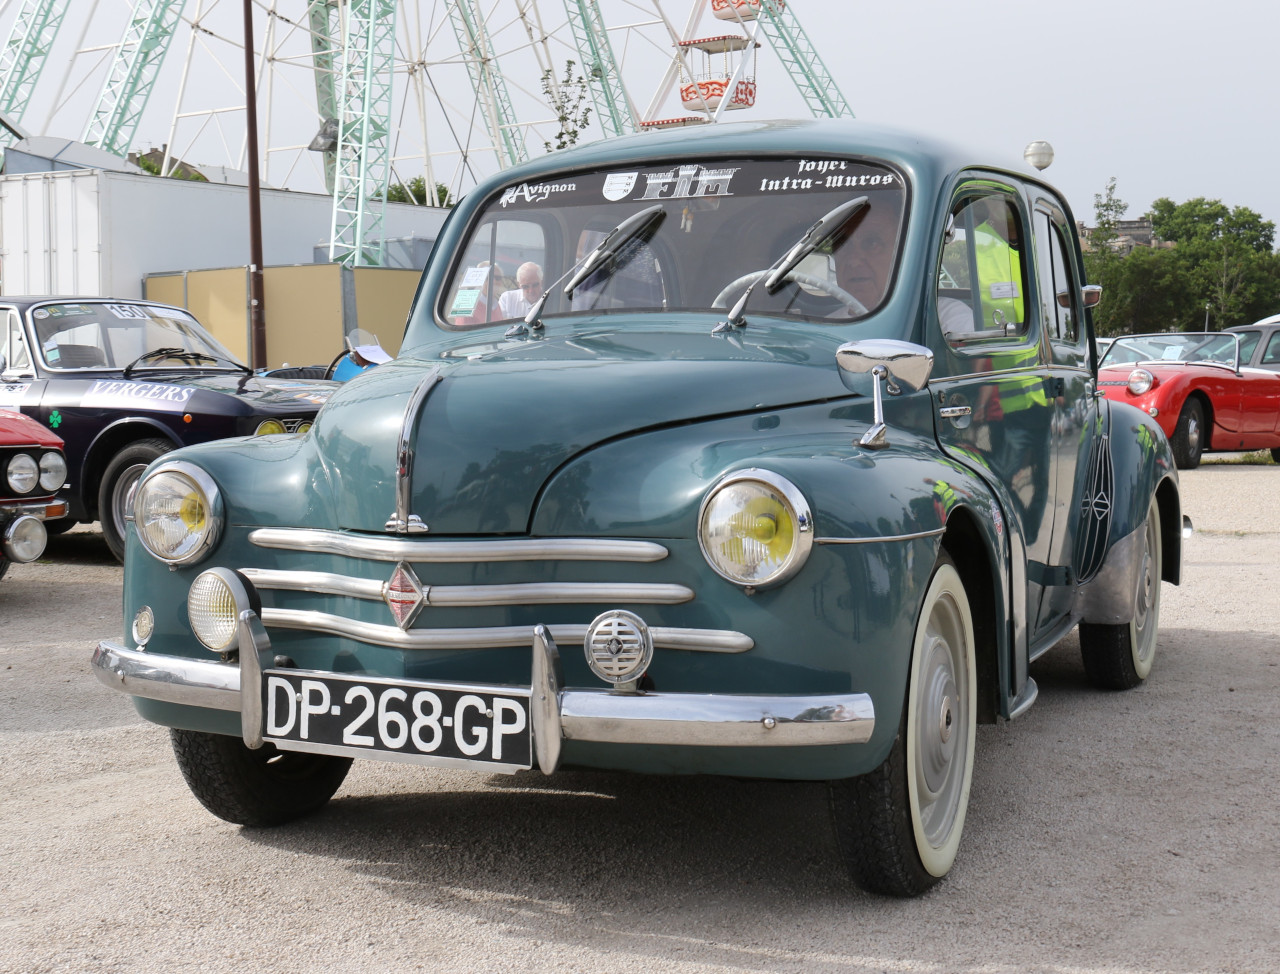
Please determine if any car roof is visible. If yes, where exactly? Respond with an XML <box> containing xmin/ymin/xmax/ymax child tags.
<box><xmin>1226</xmin><ymin>314</ymin><xmax>1280</xmax><ymax>332</ymax></box>
<box><xmin>0</xmin><ymin>296</ymin><xmax>168</xmax><ymax>311</ymax></box>
<box><xmin>461</xmin><ymin>117</ymin><xmax>1061</xmax><ymax>215</ymax></box>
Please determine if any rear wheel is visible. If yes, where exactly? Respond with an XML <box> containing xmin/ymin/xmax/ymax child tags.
<box><xmin>171</xmin><ymin>729</ymin><xmax>353</xmax><ymax>826</ymax></box>
<box><xmin>1270</xmin><ymin>447</ymin><xmax>1280</xmax><ymax>464</ymax></box>
<box><xmin>1171</xmin><ymin>399</ymin><xmax>1204</xmax><ymax>469</ymax></box>
<box><xmin>1079</xmin><ymin>494</ymin><xmax>1162</xmax><ymax>690</ymax></box>
<box><xmin>829</xmin><ymin>553</ymin><xmax>977</xmax><ymax>896</ymax></box>
<box><xmin>97</xmin><ymin>437</ymin><xmax>171</xmax><ymax>562</ymax></box>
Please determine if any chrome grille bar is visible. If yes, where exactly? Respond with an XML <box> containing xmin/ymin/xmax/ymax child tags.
<box><xmin>241</xmin><ymin>568</ymin><xmax>693</xmax><ymax>606</ymax></box>
<box><xmin>250</xmin><ymin>528</ymin><xmax>668</xmax><ymax>563</ymax></box>
<box><xmin>260</xmin><ymin>608</ymin><xmax>753</xmax><ymax>653</ymax></box>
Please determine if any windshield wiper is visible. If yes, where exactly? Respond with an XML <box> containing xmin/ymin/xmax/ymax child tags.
<box><xmin>506</xmin><ymin>204</ymin><xmax>666</xmax><ymax>338</ymax></box>
<box><xmin>123</xmin><ymin>348</ymin><xmax>242</xmax><ymax>377</ymax></box>
<box><xmin>713</xmin><ymin>195</ymin><xmax>869</xmax><ymax>333</ymax></box>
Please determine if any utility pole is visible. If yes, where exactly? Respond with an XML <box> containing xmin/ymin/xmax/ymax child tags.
<box><xmin>243</xmin><ymin>0</ymin><xmax>266</xmax><ymax>368</ymax></box>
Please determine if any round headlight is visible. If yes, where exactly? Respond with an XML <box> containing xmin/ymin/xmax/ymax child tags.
<box><xmin>698</xmin><ymin>469</ymin><xmax>813</xmax><ymax>588</ymax></box>
<box><xmin>133</xmin><ymin>461</ymin><xmax>222</xmax><ymax>565</ymax></box>
<box><xmin>188</xmin><ymin>570</ymin><xmax>243</xmax><ymax>653</ymax></box>
<box><xmin>295</xmin><ymin>421</ymin><xmax>312</xmax><ymax>435</ymax></box>
<box><xmin>3</xmin><ymin>514</ymin><xmax>47</xmax><ymax>562</ymax></box>
<box><xmin>38</xmin><ymin>451</ymin><xmax>67</xmax><ymax>492</ymax></box>
<box><xmin>7</xmin><ymin>453</ymin><xmax>38</xmax><ymax>493</ymax></box>
<box><xmin>1127</xmin><ymin>369</ymin><xmax>1155</xmax><ymax>396</ymax></box>
<box><xmin>255</xmin><ymin>419</ymin><xmax>286</xmax><ymax>436</ymax></box>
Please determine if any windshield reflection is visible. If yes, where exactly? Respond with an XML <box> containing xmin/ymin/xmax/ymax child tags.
<box><xmin>435</xmin><ymin>156</ymin><xmax>906</xmax><ymax>331</ymax></box>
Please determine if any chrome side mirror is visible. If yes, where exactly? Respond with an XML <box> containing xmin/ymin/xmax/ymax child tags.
<box><xmin>1082</xmin><ymin>284</ymin><xmax>1102</xmax><ymax>308</ymax></box>
<box><xmin>835</xmin><ymin>339</ymin><xmax>934</xmax><ymax>449</ymax></box>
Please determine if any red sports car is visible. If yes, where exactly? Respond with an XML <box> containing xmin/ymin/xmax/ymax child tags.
<box><xmin>1098</xmin><ymin>332</ymin><xmax>1280</xmax><ymax>468</ymax></box>
<box><xmin>0</xmin><ymin>409</ymin><xmax>67</xmax><ymax>581</ymax></box>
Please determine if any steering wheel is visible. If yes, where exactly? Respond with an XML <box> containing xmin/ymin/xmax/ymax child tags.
<box><xmin>711</xmin><ymin>269</ymin><xmax>869</xmax><ymax>317</ymax></box>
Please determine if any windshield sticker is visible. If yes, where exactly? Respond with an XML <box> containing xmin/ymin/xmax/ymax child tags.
<box><xmin>43</xmin><ymin>341</ymin><xmax>60</xmax><ymax>364</ymax></box>
<box><xmin>638</xmin><ymin>165</ymin><xmax>739</xmax><ymax>201</ymax></box>
<box><xmin>82</xmin><ymin>379</ymin><xmax>195</xmax><ymax>411</ymax></box>
<box><xmin>291</xmin><ymin>390</ymin><xmax>332</xmax><ymax>405</ymax></box>
<box><xmin>33</xmin><ymin>309</ymin><xmax>49</xmax><ymax>319</ymax></box>
<box><xmin>603</xmin><ymin>172</ymin><xmax>639</xmax><ymax>201</ymax></box>
<box><xmin>459</xmin><ymin>266</ymin><xmax>491</xmax><ymax>288</ymax></box>
<box><xmin>104</xmin><ymin>304</ymin><xmax>151</xmax><ymax>320</ymax></box>
<box><xmin>449</xmin><ymin>289</ymin><xmax>483</xmax><ymax>317</ymax></box>
<box><xmin>0</xmin><ymin>383</ymin><xmax>29</xmax><ymax>408</ymax></box>
<box><xmin>499</xmin><ymin>180</ymin><xmax>577</xmax><ymax>207</ymax></box>
<box><xmin>43</xmin><ymin>305</ymin><xmax>93</xmax><ymax>318</ymax></box>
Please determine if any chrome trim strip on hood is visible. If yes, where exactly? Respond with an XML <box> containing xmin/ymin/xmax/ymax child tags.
<box><xmin>386</xmin><ymin>366</ymin><xmax>442</xmax><ymax>535</ymax></box>
<box><xmin>260</xmin><ymin>608</ymin><xmax>753</xmax><ymax>653</ymax></box>
<box><xmin>249</xmin><ymin>528</ymin><xmax>669</xmax><ymax>562</ymax></box>
<box><xmin>241</xmin><ymin>568</ymin><xmax>694</xmax><ymax>606</ymax></box>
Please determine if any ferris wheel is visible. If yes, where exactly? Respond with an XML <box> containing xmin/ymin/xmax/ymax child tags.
<box><xmin>0</xmin><ymin>0</ymin><xmax>851</xmax><ymax>264</ymax></box>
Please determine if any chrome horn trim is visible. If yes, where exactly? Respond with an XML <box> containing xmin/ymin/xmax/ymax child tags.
<box><xmin>249</xmin><ymin>528</ymin><xmax>669</xmax><ymax>563</ymax></box>
<box><xmin>259</xmin><ymin>608</ymin><xmax>754</xmax><ymax>653</ymax></box>
<box><xmin>240</xmin><ymin>568</ymin><xmax>694</xmax><ymax>606</ymax></box>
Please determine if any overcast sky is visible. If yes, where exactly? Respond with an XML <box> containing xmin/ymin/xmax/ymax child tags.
<box><xmin>791</xmin><ymin>0</ymin><xmax>1278</xmax><ymax>231</ymax></box>
<box><xmin>7</xmin><ymin>0</ymin><xmax>1275</xmax><ymax>237</ymax></box>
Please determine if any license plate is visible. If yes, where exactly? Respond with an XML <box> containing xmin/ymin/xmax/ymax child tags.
<box><xmin>262</xmin><ymin>669</ymin><xmax>532</xmax><ymax>772</ymax></box>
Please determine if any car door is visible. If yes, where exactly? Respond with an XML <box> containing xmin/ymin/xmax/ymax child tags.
<box><xmin>1029</xmin><ymin>197</ymin><xmax>1098</xmax><ymax>634</ymax></box>
<box><xmin>929</xmin><ymin>178</ymin><xmax>1058</xmax><ymax>704</ymax></box>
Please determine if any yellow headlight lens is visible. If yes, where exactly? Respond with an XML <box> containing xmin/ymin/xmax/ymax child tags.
<box><xmin>699</xmin><ymin>471</ymin><xmax>812</xmax><ymax>588</ymax></box>
<box><xmin>133</xmin><ymin>463</ymin><xmax>222</xmax><ymax>565</ymax></box>
<box><xmin>255</xmin><ymin>419</ymin><xmax>287</xmax><ymax>436</ymax></box>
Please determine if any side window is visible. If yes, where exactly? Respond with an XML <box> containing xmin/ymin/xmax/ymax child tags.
<box><xmin>1235</xmin><ymin>331</ymin><xmax>1260</xmax><ymax>365</ymax></box>
<box><xmin>441</xmin><ymin>219</ymin><xmax>548</xmax><ymax>327</ymax></box>
<box><xmin>937</xmin><ymin>193</ymin><xmax>1028</xmax><ymax>343</ymax></box>
<box><xmin>1263</xmin><ymin>332</ymin><xmax>1280</xmax><ymax>365</ymax></box>
<box><xmin>1032</xmin><ymin>205</ymin><xmax>1084</xmax><ymax>364</ymax></box>
<box><xmin>2</xmin><ymin>311</ymin><xmax>31</xmax><ymax>371</ymax></box>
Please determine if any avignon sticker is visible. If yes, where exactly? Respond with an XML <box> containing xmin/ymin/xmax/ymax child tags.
<box><xmin>81</xmin><ymin>379</ymin><xmax>195</xmax><ymax>411</ymax></box>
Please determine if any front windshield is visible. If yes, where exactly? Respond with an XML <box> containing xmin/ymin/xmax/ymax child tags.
<box><xmin>437</xmin><ymin>156</ymin><xmax>906</xmax><ymax>329</ymax></box>
<box><xmin>1102</xmin><ymin>332</ymin><xmax>1239</xmax><ymax>369</ymax></box>
<box><xmin>30</xmin><ymin>302</ymin><xmax>242</xmax><ymax>371</ymax></box>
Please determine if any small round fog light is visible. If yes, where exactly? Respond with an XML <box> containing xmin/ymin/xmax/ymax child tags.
<box><xmin>188</xmin><ymin>568</ymin><xmax>251</xmax><ymax>653</ymax></box>
<box><xmin>584</xmin><ymin>610</ymin><xmax>654</xmax><ymax>685</ymax></box>
<box><xmin>132</xmin><ymin>605</ymin><xmax>155</xmax><ymax>647</ymax></box>
<box><xmin>254</xmin><ymin>419</ymin><xmax>286</xmax><ymax>436</ymax></box>
<box><xmin>3</xmin><ymin>515</ymin><xmax>47</xmax><ymax>563</ymax></box>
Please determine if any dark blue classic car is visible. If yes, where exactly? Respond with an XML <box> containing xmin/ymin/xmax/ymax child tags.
<box><xmin>0</xmin><ymin>298</ymin><xmax>337</xmax><ymax>560</ymax></box>
<box><xmin>93</xmin><ymin>120</ymin><xmax>1184</xmax><ymax>897</ymax></box>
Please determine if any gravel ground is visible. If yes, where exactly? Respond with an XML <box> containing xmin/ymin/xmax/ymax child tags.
<box><xmin>1</xmin><ymin>462</ymin><xmax>1277</xmax><ymax>974</ymax></box>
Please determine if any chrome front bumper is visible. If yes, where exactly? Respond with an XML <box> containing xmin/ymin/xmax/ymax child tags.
<box><xmin>92</xmin><ymin>618</ymin><xmax>875</xmax><ymax>774</ymax></box>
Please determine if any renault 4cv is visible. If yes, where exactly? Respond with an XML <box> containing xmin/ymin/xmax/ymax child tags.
<box><xmin>93</xmin><ymin>120</ymin><xmax>1184</xmax><ymax>897</ymax></box>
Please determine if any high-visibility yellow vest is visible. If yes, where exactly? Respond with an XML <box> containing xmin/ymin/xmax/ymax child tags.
<box><xmin>974</xmin><ymin>225</ymin><xmax>1025</xmax><ymax>328</ymax></box>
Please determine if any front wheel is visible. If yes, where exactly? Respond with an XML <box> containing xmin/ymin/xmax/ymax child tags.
<box><xmin>171</xmin><ymin>729</ymin><xmax>353</xmax><ymax>826</ymax></box>
<box><xmin>829</xmin><ymin>553</ymin><xmax>977</xmax><ymax>896</ymax></box>
<box><xmin>97</xmin><ymin>437</ymin><xmax>171</xmax><ymax>562</ymax></box>
<box><xmin>1079</xmin><ymin>494</ymin><xmax>1162</xmax><ymax>690</ymax></box>
<box><xmin>1171</xmin><ymin>399</ymin><xmax>1204</xmax><ymax>469</ymax></box>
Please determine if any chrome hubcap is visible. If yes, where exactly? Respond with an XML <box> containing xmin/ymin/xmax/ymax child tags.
<box><xmin>913</xmin><ymin>590</ymin><xmax>969</xmax><ymax>847</ymax></box>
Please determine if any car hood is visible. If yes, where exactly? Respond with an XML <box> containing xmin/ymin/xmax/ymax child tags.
<box><xmin>0</xmin><ymin>407</ymin><xmax>62</xmax><ymax>447</ymax></box>
<box><xmin>170</xmin><ymin>373</ymin><xmax>338</xmax><ymax>410</ymax></box>
<box><xmin>313</xmin><ymin>326</ymin><xmax>854</xmax><ymax>535</ymax></box>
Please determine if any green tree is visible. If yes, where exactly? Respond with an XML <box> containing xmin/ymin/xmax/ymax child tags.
<box><xmin>386</xmin><ymin>176</ymin><xmax>454</xmax><ymax>207</ymax></box>
<box><xmin>541</xmin><ymin>60</ymin><xmax>592</xmax><ymax>152</ymax></box>
<box><xmin>1083</xmin><ymin>177</ymin><xmax>1128</xmax><ymax>335</ymax></box>
<box><xmin>1085</xmin><ymin>183</ymin><xmax>1280</xmax><ymax>334</ymax></box>
<box><xmin>1148</xmin><ymin>197</ymin><xmax>1279</xmax><ymax>328</ymax></box>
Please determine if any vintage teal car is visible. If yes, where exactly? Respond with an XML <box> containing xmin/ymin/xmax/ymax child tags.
<box><xmin>93</xmin><ymin>120</ymin><xmax>1184</xmax><ymax>897</ymax></box>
